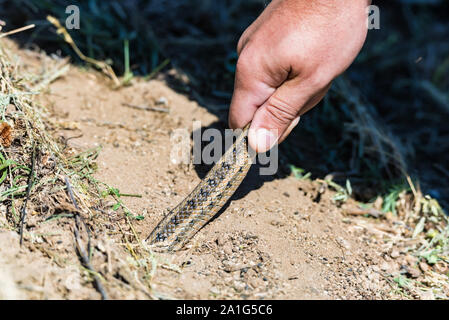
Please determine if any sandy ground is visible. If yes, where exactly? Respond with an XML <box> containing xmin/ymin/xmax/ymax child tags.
<box><xmin>0</xmin><ymin>40</ymin><xmax>400</xmax><ymax>300</ymax></box>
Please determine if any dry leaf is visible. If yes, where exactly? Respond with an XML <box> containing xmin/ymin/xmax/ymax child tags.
<box><xmin>0</xmin><ymin>122</ymin><xmax>13</xmax><ymax>147</ymax></box>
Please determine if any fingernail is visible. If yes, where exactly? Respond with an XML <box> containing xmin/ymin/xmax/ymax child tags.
<box><xmin>250</xmin><ymin>128</ymin><xmax>278</xmax><ymax>153</ymax></box>
<box><xmin>289</xmin><ymin>116</ymin><xmax>300</xmax><ymax>131</ymax></box>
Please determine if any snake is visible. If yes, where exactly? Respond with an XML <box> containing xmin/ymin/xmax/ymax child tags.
<box><xmin>146</xmin><ymin>124</ymin><xmax>254</xmax><ymax>252</ymax></box>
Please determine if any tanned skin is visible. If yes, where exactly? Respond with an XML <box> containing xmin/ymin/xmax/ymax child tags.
<box><xmin>229</xmin><ymin>0</ymin><xmax>372</xmax><ymax>152</ymax></box>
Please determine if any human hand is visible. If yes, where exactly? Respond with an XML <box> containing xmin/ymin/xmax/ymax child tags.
<box><xmin>229</xmin><ymin>0</ymin><xmax>371</xmax><ymax>152</ymax></box>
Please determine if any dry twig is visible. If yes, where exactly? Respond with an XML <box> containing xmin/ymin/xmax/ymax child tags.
<box><xmin>65</xmin><ymin>176</ymin><xmax>108</xmax><ymax>300</ymax></box>
<box><xmin>19</xmin><ymin>143</ymin><xmax>36</xmax><ymax>245</ymax></box>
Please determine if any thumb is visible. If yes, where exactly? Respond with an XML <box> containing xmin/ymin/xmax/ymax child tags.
<box><xmin>248</xmin><ymin>78</ymin><xmax>317</xmax><ymax>153</ymax></box>
<box><xmin>228</xmin><ymin>49</ymin><xmax>282</xmax><ymax>130</ymax></box>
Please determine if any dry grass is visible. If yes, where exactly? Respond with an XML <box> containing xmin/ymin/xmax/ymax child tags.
<box><xmin>0</xmin><ymin>35</ymin><xmax>172</xmax><ymax>299</ymax></box>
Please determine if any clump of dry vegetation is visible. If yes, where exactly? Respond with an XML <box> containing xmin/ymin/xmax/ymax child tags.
<box><xmin>0</xmin><ymin>32</ymin><xmax>109</xmax><ymax>294</ymax></box>
<box><xmin>0</xmin><ymin>34</ymin><xmax>161</xmax><ymax>299</ymax></box>
<box><xmin>347</xmin><ymin>179</ymin><xmax>449</xmax><ymax>299</ymax></box>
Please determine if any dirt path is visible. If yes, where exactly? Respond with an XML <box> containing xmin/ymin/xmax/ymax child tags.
<box><xmin>0</xmin><ymin>40</ymin><xmax>396</xmax><ymax>299</ymax></box>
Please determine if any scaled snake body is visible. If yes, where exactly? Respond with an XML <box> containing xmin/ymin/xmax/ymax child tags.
<box><xmin>146</xmin><ymin>124</ymin><xmax>254</xmax><ymax>251</ymax></box>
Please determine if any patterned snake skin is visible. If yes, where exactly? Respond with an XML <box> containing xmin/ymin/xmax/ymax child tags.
<box><xmin>146</xmin><ymin>124</ymin><xmax>254</xmax><ymax>251</ymax></box>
